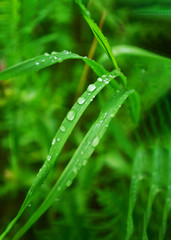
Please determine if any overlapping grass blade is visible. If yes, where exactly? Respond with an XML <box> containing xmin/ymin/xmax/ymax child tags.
<box><xmin>0</xmin><ymin>50</ymin><xmax>107</xmax><ymax>80</ymax></box>
<box><xmin>75</xmin><ymin>0</ymin><xmax>119</xmax><ymax>70</ymax></box>
<box><xmin>126</xmin><ymin>147</ymin><xmax>146</xmax><ymax>240</ymax></box>
<box><xmin>13</xmin><ymin>88</ymin><xmax>134</xmax><ymax>240</ymax></box>
<box><xmin>0</xmin><ymin>70</ymin><xmax>121</xmax><ymax>240</ymax></box>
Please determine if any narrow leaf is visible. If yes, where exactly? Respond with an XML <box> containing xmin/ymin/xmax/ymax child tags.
<box><xmin>0</xmin><ymin>50</ymin><xmax>107</xmax><ymax>80</ymax></box>
<box><xmin>75</xmin><ymin>0</ymin><xmax>119</xmax><ymax>70</ymax></box>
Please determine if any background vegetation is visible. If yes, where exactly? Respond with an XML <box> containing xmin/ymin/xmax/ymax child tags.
<box><xmin>0</xmin><ymin>0</ymin><xmax>171</xmax><ymax>239</ymax></box>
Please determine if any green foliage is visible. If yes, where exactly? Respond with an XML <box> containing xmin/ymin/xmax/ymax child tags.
<box><xmin>0</xmin><ymin>0</ymin><xmax>170</xmax><ymax>240</ymax></box>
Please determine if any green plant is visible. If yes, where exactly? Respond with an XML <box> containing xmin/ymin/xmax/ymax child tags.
<box><xmin>0</xmin><ymin>0</ymin><xmax>170</xmax><ymax>239</ymax></box>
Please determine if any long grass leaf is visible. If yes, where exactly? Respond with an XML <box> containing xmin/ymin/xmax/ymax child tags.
<box><xmin>13</xmin><ymin>88</ymin><xmax>134</xmax><ymax>240</ymax></box>
<box><xmin>0</xmin><ymin>70</ymin><xmax>120</xmax><ymax>240</ymax></box>
<box><xmin>75</xmin><ymin>0</ymin><xmax>119</xmax><ymax>70</ymax></box>
<box><xmin>0</xmin><ymin>50</ymin><xmax>107</xmax><ymax>80</ymax></box>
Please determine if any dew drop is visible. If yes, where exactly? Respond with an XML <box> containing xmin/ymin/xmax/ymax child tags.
<box><xmin>44</xmin><ymin>52</ymin><xmax>49</xmax><ymax>56</ymax></box>
<box><xmin>83</xmin><ymin>159</ymin><xmax>88</xmax><ymax>166</ymax></box>
<box><xmin>87</xmin><ymin>84</ymin><xmax>96</xmax><ymax>92</ymax></box>
<box><xmin>64</xmin><ymin>50</ymin><xmax>69</xmax><ymax>54</ymax></box>
<box><xmin>54</xmin><ymin>56</ymin><xmax>57</xmax><ymax>60</ymax></box>
<box><xmin>91</xmin><ymin>137</ymin><xmax>100</xmax><ymax>147</ymax></box>
<box><xmin>58</xmin><ymin>58</ymin><xmax>62</xmax><ymax>62</ymax></box>
<box><xmin>60</xmin><ymin>126</ymin><xmax>66</xmax><ymax>132</ymax></box>
<box><xmin>28</xmin><ymin>204</ymin><xmax>31</xmax><ymax>207</ymax></box>
<box><xmin>41</xmin><ymin>59</ymin><xmax>45</xmax><ymax>62</ymax></box>
<box><xmin>97</xmin><ymin>77</ymin><xmax>102</xmax><ymax>82</ymax></box>
<box><xmin>52</xmin><ymin>51</ymin><xmax>57</xmax><ymax>55</ymax></box>
<box><xmin>104</xmin><ymin>78</ymin><xmax>109</xmax><ymax>84</ymax></box>
<box><xmin>77</xmin><ymin>97</ymin><xmax>85</xmax><ymax>105</ymax></box>
<box><xmin>66</xmin><ymin>180</ymin><xmax>72</xmax><ymax>187</ymax></box>
<box><xmin>67</xmin><ymin>110</ymin><xmax>76</xmax><ymax>121</ymax></box>
<box><xmin>35</xmin><ymin>62</ymin><xmax>39</xmax><ymax>65</ymax></box>
<box><xmin>52</xmin><ymin>138</ymin><xmax>56</xmax><ymax>145</ymax></box>
<box><xmin>110</xmin><ymin>113</ymin><xmax>114</xmax><ymax>118</ymax></box>
<box><xmin>47</xmin><ymin>155</ymin><xmax>51</xmax><ymax>161</ymax></box>
<box><xmin>57</xmin><ymin>138</ymin><xmax>61</xmax><ymax>142</ymax></box>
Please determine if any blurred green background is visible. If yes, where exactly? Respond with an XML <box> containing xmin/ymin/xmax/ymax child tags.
<box><xmin>0</xmin><ymin>0</ymin><xmax>171</xmax><ymax>239</ymax></box>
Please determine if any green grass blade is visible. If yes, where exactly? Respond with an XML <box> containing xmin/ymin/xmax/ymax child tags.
<box><xmin>112</xmin><ymin>45</ymin><xmax>171</xmax><ymax>62</ymax></box>
<box><xmin>75</xmin><ymin>0</ymin><xmax>119</xmax><ymax>70</ymax></box>
<box><xmin>13</xmin><ymin>88</ymin><xmax>134</xmax><ymax>240</ymax></box>
<box><xmin>126</xmin><ymin>147</ymin><xmax>145</xmax><ymax>240</ymax></box>
<box><xmin>0</xmin><ymin>50</ymin><xmax>107</xmax><ymax>80</ymax></box>
<box><xmin>0</xmin><ymin>70</ymin><xmax>120</xmax><ymax>240</ymax></box>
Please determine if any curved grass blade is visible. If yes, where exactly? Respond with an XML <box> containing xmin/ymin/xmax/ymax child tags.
<box><xmin>0</xmin><ymin>70</ymin><xmax>120</xmax><ymax>240</ymax></box>
<box><xmin>126</xmin><ymin>147</ymin><xmax>146</xmax><ymax>240</ymax></box>
<box><xmin>13</xmin><ymin>88</ymin><xmax>134</xmax><ymax>240</ymax></box>
<box><xmin>112</xmin><ymin>45</ymin><xmax>171</xmax><ymax>62</ymax></box>
<box><xmin>75</xmin><ymin>0</ymin><xmax>119</xmax><ymax>70</ymax></box>
<box><xmin>0</xmin><ymin>50</ymin><xmax>107</xmax><ymax>81</ymax></box>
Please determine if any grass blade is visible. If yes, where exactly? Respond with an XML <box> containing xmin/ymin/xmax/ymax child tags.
<box><xmin>0</xmin><ymin>50</ymin><xmax>107</xmax><ymax>80</ymax></box>
<box><xmin>75</xmin><ymin>0</ymin><xmax>119</xmax><ymax>70</ymax></box>
<box><xmin>13</xmin><ymin>88</ymin><xmax>134</xmax><ymax>240</ymax></box>
<box><xmin>0</xmin><ymin>70</ymin><xmax>120</xmax><ymax>240</ymax></box>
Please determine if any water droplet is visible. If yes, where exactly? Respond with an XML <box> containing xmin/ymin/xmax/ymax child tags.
<box><xmin>52</xmin><ymin>138</ymin><xmax>56</xmax><ymax>145</ymax></box>
<box><xmin>52</xmin><ymin>51</ymin><xmax>57</xmax><ymax>55</ymax></box>
<box><xmin>57</xmin><ymin>138</ymin><xmax>61</xmax><ymax>142</ymax></box>
<box><xmin>104</xmin><ymin>78</ymin><xmax>109</xmax><ymax>84</ymax></box>
<box><xmin>35</xmin><ymin>62</ymin><xmax>39</xmax><ymax>65</ymax></box>
<box><xmin>67</xmin><ymin>110</ymin><xmax>76</xmax><ymax>121</ymax></box>
<box><xmin>66</xmin><ymin>180</ymin><xmax>72</xmax><ymax>187</ymax></box>
<box><xmin>41</xmin><ymin>59</ymin><xmax>45</xmax><ymax>62</ymax></box>
<box><xmin>110</xmin><ymin>113</ymin><xmax>114</xmax><ymax>118</ymax></box>
<box><xmin>91</xmin><ymin>137</ymin><xmax>99</xmax><ymax>147</ymax></box>
<box><xmin>84</xmin><ymin>56</ymin><xmax>88</xmax><ymax>59</ymax></box>
<box><xmin>77</xmin><ymin>97</ymin><xmax>85</xmax><ymax>105</ymax></box>
<box><xmin>64</xmin><ymin>50</ymin><xmax>69</xmax><ymax>54</ymax></box>
<box><xmin>44</xmin><ymin>52</ymin><xmax>49</xmax><ymax>56</ymax></box>
<box><xmin>47</xmin><ymin>155</ymin><xmax>51</xmax><ymax>161</ymax></box>
<box><xmin>73</xmin><ymin>167</ymin><xmax>77</xmax><ymax>173</ymax></box>
<box><xmin>58</xmin><ymin>58</ymin><xmax>62</xmax><ymax>62</ymax></box>
<box><xmin>54</xmin><ymin>56</ymin><xmax>57</xmax><ymax>60</ymax></box>
<box><xmin>102</xmin><ymin>75</ymin><xmax>106</xmax><ymax>77</ymax></box>
<box><xmin>60</xmin><ymin>126</ymin><xmax>65</xmax><ymax>132</ymax></box>
<box><xmin>98</xmin><ymin>77</ymin><xmax>102</xmax><ymax>82</ymax></box>
<box><xmin>83</xmin><ymin>159</ymin><xmax>88</xmax><ymax>166</ymax></box>
<box><xmin>28</xmin><ymin>204</ymin><xmax>31</xmax><ymax>207</ymax></box>
<box><xmin>87</xmin><ymin>84</ymin><xmax>96</xmax><ymax>92</ymax></box>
